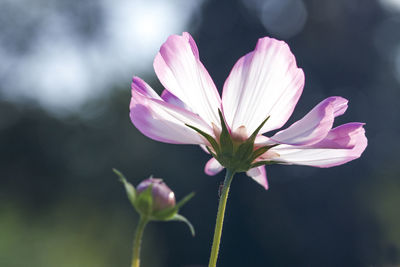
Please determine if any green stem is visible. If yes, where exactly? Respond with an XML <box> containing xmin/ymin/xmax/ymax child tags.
<box><xmin>131</xmin><ymin>216</ymin><xmax>148</xmax><ymax>267</ymax></box>
<box><xmin>208</xmin><ymin>169</ymin><xmax>235</xmax><ymax>267</ymax></box>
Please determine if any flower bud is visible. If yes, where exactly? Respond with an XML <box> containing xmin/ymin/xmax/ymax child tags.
<box><xmin>115</xmin><ymin>169</ymin><xmax>195</xmax><ymax>235</ymax></box>
<box><xmin>136</xmin><ymin>178</ymin><xmax>176</xmax><ymax>212</ymax></box>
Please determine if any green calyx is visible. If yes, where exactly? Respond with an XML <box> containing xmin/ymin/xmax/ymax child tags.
<box><xmin>113</xmin><ymin>169</ymin><xmax>195</xmax><ymax>236</ymax></box>
<box><xmin>187</xmin><ymin>110</ymin><xmax>276</xmax><ymax>173</ymax></box>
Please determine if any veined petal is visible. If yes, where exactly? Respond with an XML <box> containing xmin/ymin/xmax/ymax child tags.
<box><xmin>130</xmin><ymin>78</ymin><xmax>214</xmax><ymax>145</ymax></box>
<box><xmin>154</xmin><ymin>32</ymin><xmax>221</xmax><ymax>125</ymax></box>
<box><xmin>270</xmin><ymin>97</ymin><xmax>348</xmax><ymax>146</ymax></box>
<box><xmin>268</xmin><ymin>123</ymin><xmax>367</xmax><ymax>167</ymax></box>
<box><xmin>204</xmin><ymin>158</ymin><xmax>224</xmax><ymax>176</ymax></box>
<box><xmin>246</xmin><ymin>166</ymin><xmax>269</xmax><ymax>190</ymax></box>
<box><xmin>222</xmin><ymin>37</ymin><xmax>304</xmax><ymax>134</ymax></box>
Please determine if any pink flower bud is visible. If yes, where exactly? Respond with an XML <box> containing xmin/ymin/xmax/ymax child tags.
<box><xmin>137</xmin><ymin>178</ymin><xmax>176</xmax><ymax>211</ymax></box>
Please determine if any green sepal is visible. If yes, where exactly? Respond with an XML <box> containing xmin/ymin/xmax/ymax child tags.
<box><xmin>235</xmin><ymin>140</ymin><xmax>254</xmax><ymax>163</ymax></box>
<box><xmin>185</xmin><ymin>124</ymin><xmax>220</xmax><ymax>154</ymax></box>
<box><xmin>250</xmin><ymin>160</ymin><xmax>278</xmax><ymax>169</ymax></box>
<box><xmin>251</xmin><ymin>144</ymin><xmax>278</xmax><ymax>161</ymax></box>
<box><xmin>152</xmin><ymin>192</ymin><xmax>195</xmax><ymax>221</ymax></box>
<box><xmin>248</xmin><ymin>116</ymin><xmax>270</xmax><ymax>144</ymax></box>
<box><xmin>171</xmin><ymin>214</ymin><xmax>195</xmax><ymax>236</ymax></box>
<box><xmin>152</xmin><ymin>206</ymin><xmax>177</xmax><ymax>221</ymax></box>
<box><xmin>175</xmin><ymin>192</ymin><xmax>195</xmax><ymax>210</ymax></box>
<box><xmin>206</xmin><ymin>146</ymin><xmax>218</xmax><ymax>159</ymax></box>
<box><xmin>135</xmin><ymin>185</ymin><xmax>153</xmax><ymax>217</ymax></box>
<box><xmin>189</xmin><ymin>113</ymin><xmax>276</xmax><ymax>174</ymax></box>
<box><xmin>114</xmin><ymin>168</ymin><xmax>136</xmax><ymax>206</ymax></box>
<box><xmin>218</xmin><ymin>109</ymin><xmax>233</xmax><ymax>156</ymax></box>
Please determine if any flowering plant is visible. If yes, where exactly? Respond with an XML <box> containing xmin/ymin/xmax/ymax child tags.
<box><xmin>128</xmin><ymin>32</ymin><xmax>367</xmax><ymax>266</ymax></box>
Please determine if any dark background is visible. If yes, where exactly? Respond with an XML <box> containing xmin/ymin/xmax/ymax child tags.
<box><xmin>1</xmin><ymin>0</ymin><xmax>400</xmax><ymax>266</ymax></box>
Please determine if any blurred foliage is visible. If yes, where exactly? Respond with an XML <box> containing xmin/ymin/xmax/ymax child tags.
<box><xmin>0</xmin><ymin>198</ymin><xmax>163</xmax><ymax>267</ymax></box>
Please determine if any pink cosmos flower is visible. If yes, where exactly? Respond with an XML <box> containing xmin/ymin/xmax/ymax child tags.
<box><xmin>130</xmin><ymin>32</ymin><xmax>367</xmax><ymax>190</ymax></box>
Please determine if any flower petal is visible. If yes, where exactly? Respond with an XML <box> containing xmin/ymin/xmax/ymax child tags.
<box><xmin>154</xmin><ymin>32</ymin><xmax>221</xmax><ymax>125</ymax></box>
<box><xmin>269</xmin><ymin>97</ymin><xmax>348</xmax><ymax>146</ymax></box>
<box><xmin>246</xmin><ymin>166</ymin><xmax>269</xmax><ymax>190</ymax></box>
<box><xmin>161</xmin><ymin>89</ymin><xmax>190</xmax><ymax>110</ymax></box>
<box><xmin>130</xmin><ymin>78</ymin><xmax>213</xmax><ymax>145</ymax></box>
<box><xmin>204</xmin><ymin>158</ymin><xmax>224</xmax><ymax>176</ymax></box>
<box><xmin>268</xmin><ymin>123</ymin><xmax>367</xmax><ymax>167</ymax></box>
<box><xmin>222</xmin><ymin>37</ymin><xmax>304</xmax><ymax>134</ymax></box>
<box><xmin>310</xmin><ymin>122</ymin><xmax>365</xmax><ymax>149</ymax></box>
<box><xmin>131</xmin><ymin>76</ymin><xmax>162</xmax><ymax>99</ymax></box>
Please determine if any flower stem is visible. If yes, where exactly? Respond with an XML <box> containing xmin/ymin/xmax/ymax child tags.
<box><xmin>208</xmin><ymin>169</ymin><xmax>235</xmax><ymax>267</ymax></box>
<box><xmin>131</xmin><ymin>216</ymin><xmax>148</xmax><ymax>267</ymax></box>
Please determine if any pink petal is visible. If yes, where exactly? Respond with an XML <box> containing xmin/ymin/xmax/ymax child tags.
<box><xmin>161</xmin><ymin>89</ymin><xmax>190</xmax><ymax>110</ymax></box>
<box><xmin>204</xmin><ymin>158</ymin><xmax>224</xmax><ymax>176</ymax></box>
<box><xmin>131</xmin><ymin>77</ymin><xmax>162</xmax><ymax>99</ymax></box>
<box><xmin>154</xmin><ymin>32</ymin><xmax>221</xmax><ymax>126</ymax></box>
<box><xmin>310</xmin><ymin>122</ymin><xmax>365</xmax><ymax>149</ymax></box>
<box><xmin>269</xmin><ymin>97</ymin><xmax>348</xmax><ymax>146</ymax></box>
<box><xmin>268</xmin><ymin>123</ymin><xmax>367</xmax><ymax>167</ymax></box>
<box><xmin>130</xmin><ymin>78</ymin><xmax>214</xmax><ymax>145</ymax></box>
<box><xmin>246</xmin><ymin>166</ymin><xmax>269</xmax><ymax>190</ymax></box>
<box><xmin>222</xmin><ymin>37</ymin><xmax>304</xmax><ymax>135</ymax></box>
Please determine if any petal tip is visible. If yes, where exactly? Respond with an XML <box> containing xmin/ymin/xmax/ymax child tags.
<box><xmin>204</xmin><ymin>158</ymin><xmax>224</xmax><ymax>176</ymax></box>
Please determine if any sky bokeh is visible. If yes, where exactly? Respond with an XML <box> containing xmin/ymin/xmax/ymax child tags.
<box><xmin>1</xmin><ymin>0</ymin><xmax>400</xmax><ymax>266</ymax></box>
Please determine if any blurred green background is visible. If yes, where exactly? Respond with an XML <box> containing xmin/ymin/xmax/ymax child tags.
<box><xmin>1</xmin><ymin>0</ymin><xmax>400</xmax><ymax>266</ymax></box>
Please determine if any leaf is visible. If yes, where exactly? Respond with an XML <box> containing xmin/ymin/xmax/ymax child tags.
<box><xmin>185</xmin><ymin>124</ymin><xmax>220</xmax><ymax>154</ymax></box>
<box><xmin>114</xmin><ymin>168</ymin><xmax>136</xmax><ymax>206</ymax></box>
<box><xmin>171</xmin><ymin>214</ymin><xmax>195</xmax><ymax>236</ymax></box>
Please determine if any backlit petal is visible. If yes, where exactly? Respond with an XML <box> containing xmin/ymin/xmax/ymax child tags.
<box><xmin>310</xmin><ymin>122</ymin><xmax>365</xmax><ymax>149</ymax></box>
<box><xmin>130</xmin><ymin>78</ymin><xmax>213</xmax><ymax>145</ymax></box>
<box><xmin>222</xmin><ymin>37</ymin><xmax>304</xmax><ymax>134</ymax></box>
<box><xmin>161</xmin><ymin>89</ymin><xmax>190</xmax><ymax>110</ymax></box>
<box><xmin>270</xmin><ymin>97</ymin><xmax>348</xmax><ymax>146</ymax></box>
<box><xmin>268</xmin><ymin>123</ymin><xmax>367</xmax><ymax>167</ymax></box>
<box><xmin>246</xmin><ymin>166</ymin><xmax>269</xmax><ymax>190</ymax></box>
<box><xmin>204</xmin><ymin>158</ymin><xmax>224</xmax><ymax>176</ymax></box>
<box><xmin>154</xmin><ymin>32</ymin><xmax>221</xmax><ymax>125</ymax></box>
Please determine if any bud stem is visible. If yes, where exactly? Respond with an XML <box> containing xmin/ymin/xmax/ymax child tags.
<box><xmin>208</xmin><ymin>169</ymin><xmax>235</xmax><ymax>267</ymax></box>
<box><xmin>131</xmin><ymin>216</ymin><xmax>149</xmax><ymax>267</ymax></box>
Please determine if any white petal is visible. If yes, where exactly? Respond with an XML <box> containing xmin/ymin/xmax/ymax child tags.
<box><xmin>204</xmin><ymin>158</ymin><xmax>224</xmax><ymax>176</ymax></box>
<box><xmin>154</xmin><ymin>32</ymin><xmax>221</xmax><ymax>125</ymax></box>
<box><xmin>222</xmin><ymin>37</ymin><xmax>304</xmax><ymax>134</ymax></box>
<box><xmin>246</xmin><ymin>166</ymin><xmax>269</xmax><ymax>190</ymax></box>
